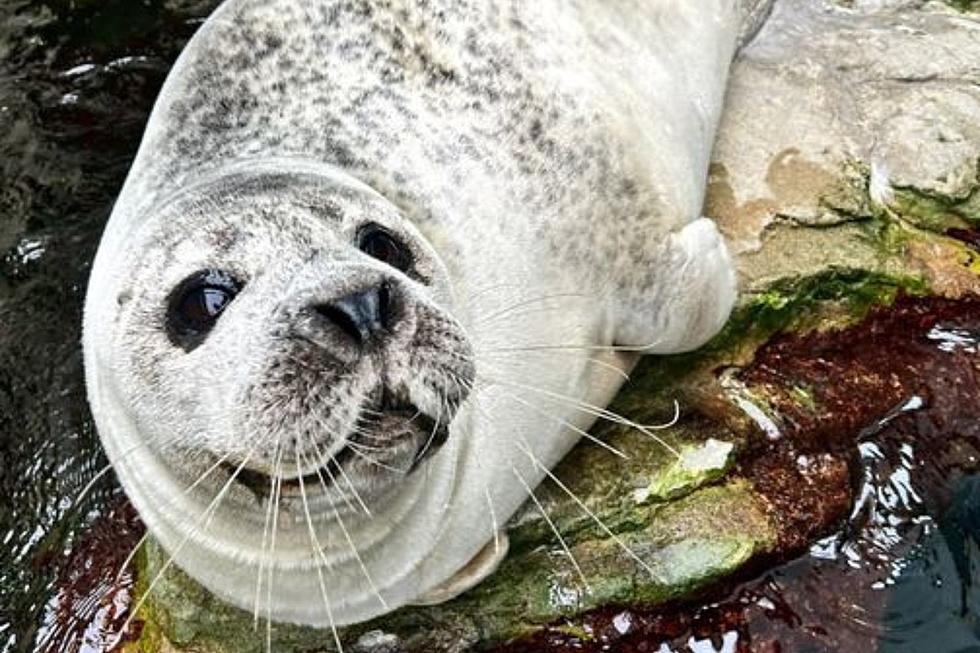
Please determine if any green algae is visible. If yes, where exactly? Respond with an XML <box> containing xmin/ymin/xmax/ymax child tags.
<box><xmin>624</xmin><ymin>267</ymin><xmax>930</xmax><ymax>401</ymax></box>
<box><xmin>789</xmin><ymin>384</ymin><xmax>818</xmax><ymax>413</ymax></box>
<box><xmin>945</xmin><ymin>0</ymin><xmax>980</xmax><ymax>12</ymax></box>
<box><xmin>891</xmin><ymin>171</ymin><xmax>980</xmax><ymax>232</ymax></box>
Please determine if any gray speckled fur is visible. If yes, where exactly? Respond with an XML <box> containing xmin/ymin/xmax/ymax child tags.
<box><xmin>84</xmin><ymin>0</ymin><xmax>766</xmax><ymax>628</ymax></box>
<box><xmin>113</xmin><ymin>0</ymin><xmax>751</xmax><ymax>352</ymax></box>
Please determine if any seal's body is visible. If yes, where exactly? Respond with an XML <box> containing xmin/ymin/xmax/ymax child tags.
<box><xmin>84</xmin><ymin>0</ymin><xmax>765</xmax><ymax>627</ymax></box>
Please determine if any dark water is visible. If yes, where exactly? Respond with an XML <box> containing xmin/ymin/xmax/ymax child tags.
<box><xmin>0</xmin><ymin>3</ymin><xmax>978</xmax><ymax>653</ymax></box>
<box><xmin>0</xmin><ymin>2</ymin><xmax>218</xmax><ymax>651</ymax></box>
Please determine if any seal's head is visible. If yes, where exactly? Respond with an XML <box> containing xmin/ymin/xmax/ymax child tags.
<box><xmin>97</xmin><ymin>162</ymin><xmax>474</xmax><ymax>512</ymax></box>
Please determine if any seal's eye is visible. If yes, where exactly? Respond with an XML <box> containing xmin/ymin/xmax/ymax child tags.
<box><xmin>166</xmin><ymin>269</ymin><xmax>242</xmax><ymax>351</ymax></box>
<box><xmin>357</xmin><ymin>224</ymin><xmax>413</xmax><ymax>273</ymax></box>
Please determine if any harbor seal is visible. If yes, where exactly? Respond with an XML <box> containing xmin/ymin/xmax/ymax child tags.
<box><xmin>83</xmin><ymin>0</ymin><xmax>769</xmax><ymax>629</ymax></box>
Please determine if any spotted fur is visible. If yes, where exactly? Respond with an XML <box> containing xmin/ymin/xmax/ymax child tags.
<box><xmin>84</xmin><ymin>0</ymin><xmax>770</xmax><ymax>628</ymax></box>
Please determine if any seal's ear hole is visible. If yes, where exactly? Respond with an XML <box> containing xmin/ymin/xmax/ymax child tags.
<box><xmin>357</xmin><ymin>223</ymin><xmax>414</xmax><ymax>274</ymax></box>
<box><xmin>165</xmin><ymin>269</ymin><xmax>243</xmax><ymax>352</ymax></box>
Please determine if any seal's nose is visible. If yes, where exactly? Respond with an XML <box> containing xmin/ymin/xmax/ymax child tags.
<box><xmin>313</xmin><ymin>284</ymin><xmax>391</xmax><ymax>345</ymax></box>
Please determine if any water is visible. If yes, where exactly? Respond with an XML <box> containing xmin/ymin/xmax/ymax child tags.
<box><xmin>0</xmin><ymin>2</ymin><xmax>218</xmax><ymax>651</ymax></box>
<box><xmin>1</xmin><ymin>3</ymin><xmax>978</xmax><ymax>652</ymax></box>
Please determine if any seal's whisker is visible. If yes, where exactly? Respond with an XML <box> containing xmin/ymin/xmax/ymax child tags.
<box><xmin>456</xmin><ymin>281</ymin><xmax>528</xmax><ymax>307</ymax></box>
<box><xmin>315</xmin><ymin>441</ymin><xmax>376</xmax><ymax>517</ymax></box>
<box><xmin>462</xmin><ymin>398</ymin><xmax>516</xmax><ymax>558</ymax></box>
<box><xmin>265</xmin><ymin>448</ymin><xmax>285</xmax><ymax>652</ymax></box>
<box><xmin>515</xmin><ymin>440</ymin><xmax>664</xmax><ymax>583</ymax></box>
<box><xmin>345</xmin><ymin>443</ymin><xmax>404</xmax><ymax>474</ymax></box>
<box><xmin>492</xmin><ymin>387</ymin><xmax>630</xmax><ymax>460</ymax></box>
<box><xmin>436</xmin><ymin>411</ymin><xmax>459</xmax><ymax>510</ymax></box>
<box><xmin>301</xmin><ymin>422</ymin><xmax>376</xmax><ymax>518</ymax></box>
<box><xmin>329</xmin><ymin>459</ymin><xmax>373</xmax><ymax>517</ymax></box>
<box><xmin>404</xmin><ymin>408</ymin><xmax>423</xmax><ymax>425</ymax></box>
<box><xmin>299</xmin><ymin>448</ymin><xmax>388</xmax><ymax>610</ymax></box>
<box><xmin>484</xmin><ymin>486</ymin><xmax>502</xmax><ymax>556</ymax></box>
<box><xmin>414</xmin><ymin>405</ymin><xmax>446</xmax><ymax>465</ymax></box>
<box><xmin>475</xmin><ymin>348</ymin><xmax>632</xmax><ymax>383</ymax></box>
<box><xmin>511</xmin><ymin>464</ymin><xmax>591</xmax><ymax>595</ymax></box>
<box><xmin>469</xmin><ymin>291</ymin><xmax>593</xmax><ymax>327</ymax></box>
<box><xmin>346</xmin><ymin>426</ymin><xmax>394</xmax><ymax>448</ymax></box>
<box><xmin>73</xmin><ymin>456</ymin><xmax>129</xmax><ymax>508</ymax></box>
<box><xmin>112</xmin><ymin>449</ymin><xmax>236</xmax><ymax>585</ymax></box>
<box><xmin>465</xmin><ymin>361</ymin><xmax>633</xmax><ymax>456</ymax></box>
<box><xmin>253</xmin><ymin>442</ymin><xmax>282</xmax><ymax>629</ymax></box>
<box><xmin>304</xmin><ymin>437</ymin><xmax>357</xmax><ymax>514</ymax></box>
<box><xmin>352</xmin><ymin>413</ymin><xmax>387</xmax><ymax>429</ymax></box>
<box><xmin>352</xmin><ymin>385</ymin><xmax>383</xmax><ymax>419</ymax></box>
<box><xmin>295</xmin><ymin>454</ymin><xmax>345</xmax><ymax>653</ymax></box>
<box><xmin>344</xmin><ymin>436</ymin><xmax>389</xmax><ymax>453</ymax></box>
<box><xmin>354</xmin><ymin>421</ymin><xmax>384</xmax><ymax>437</ymax></box>
<box><xmin>485</xmin><ymin>376</ymin><xmax>682</xmax><ymax>458</ymax></box>
<box><xmin>74</xmin><ymin>426</ymin><xmax>219</xmax><ymax>512</ymax></box>
<box><xmin>477</xmin><ymin>340</ymin><xmax>663</xmax><ymax>354</ymax></box>
<box><xmin>114</xmin><ymin>531</ymin><xmax>149</xmax><ymax>586</ymax></box>
<box><xmin>453</xmin><ymin>281</ymin><xmax>580</xmax><ymax>327</ymax></box>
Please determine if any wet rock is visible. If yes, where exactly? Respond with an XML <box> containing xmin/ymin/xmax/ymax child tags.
<box><xmin>635</xmin><ymin>439</ymin><xmax>735</xmax><ymax>504</ymax></box>
<box><xmin>349</xmin><ymin>631</ymin><xmax>406</xmax><ymax>653</ymax></box>
<box><xmin>711</xmin><ymin>0</ymin><xmax>980</xmax><ymax>255</ymax></box>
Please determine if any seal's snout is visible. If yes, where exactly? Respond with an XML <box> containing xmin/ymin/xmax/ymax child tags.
<box><xmin>311</xmin><ymin>282</ymin><xmax>392</xmax><ymax>345</ymax></box>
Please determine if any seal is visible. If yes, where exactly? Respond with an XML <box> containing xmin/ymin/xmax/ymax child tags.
<box><xmin>83</xmin><ymin>0</ymin><xmax>771</xmax><ymax>629</ymax></box>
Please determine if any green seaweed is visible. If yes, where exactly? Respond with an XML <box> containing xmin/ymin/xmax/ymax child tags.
<box><xmin>945</xmin><ymin>0</ymin><xmax>980</xmax><ymax>12</ymax></box>
<box><xmin>891</xmin><ymin>179</ymin><xmax>980</xmax><ymax>232</ymax></box>
<box><xmin>627</xmin><ymin>267</ymin><xmax>929</xmax><ymax>398</ymax></box>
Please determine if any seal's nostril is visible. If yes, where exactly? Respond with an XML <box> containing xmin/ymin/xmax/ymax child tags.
<box><xmin>378</xmin><ymin>281</ymin><xmax>392</xmax><ymax>328</ymax></box>
<box><xmin>313</xmin><ymin>285</ymin><xmax>389</xmax><ymax>344</ymax></box>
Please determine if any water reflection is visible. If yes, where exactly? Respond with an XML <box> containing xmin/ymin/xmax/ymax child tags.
<box><xmin>0</xmin><ymin>2</ymin><xmax>217</xmax><ymax>651</ymax></box>
<box><xmin>728</xmin><ymin>312</ymin><xmax>980</xmax><ymax>652</ymax></box>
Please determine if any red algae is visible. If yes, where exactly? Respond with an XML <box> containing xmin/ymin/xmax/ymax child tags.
<box><xmin>35</xmin><ymin>501</ymin><xmax>145</xmax><ymax>653</ymax></box>
<box><xmin>947</xmin><ymin>228</ymin><xmax>980</xmax><ymax>251</ymax></box>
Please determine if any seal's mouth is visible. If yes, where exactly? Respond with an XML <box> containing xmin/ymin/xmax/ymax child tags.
<box><xmin>226</xmin><ymin>390</ymin><xmax>450</xmax><ymax>499</ymax></box>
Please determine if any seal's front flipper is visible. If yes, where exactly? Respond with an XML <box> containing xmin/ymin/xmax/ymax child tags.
<box><xmin>411</xmin><ymin>532</ymin><xmax>510</xmax><ymax>606</ymax></box>
<box><xmin>614</xmin><ymin>217</ymin><xmax>737</xmax><ymax>355</ymax></box>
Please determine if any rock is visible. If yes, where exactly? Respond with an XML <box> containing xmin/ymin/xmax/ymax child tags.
<box><xmin>128</xmin><ymin>2</ymin><xmax>980</xmax><ymax>652</ymax></box>
<box><xmin>634</xmin><ymin>439</ymin><xmax>735</xmax><ymax>504</ymax></box>
<box><xmin>349</xmin><ymin>631</ymin><xmax>406</xmax><ymax>653</ymax></box>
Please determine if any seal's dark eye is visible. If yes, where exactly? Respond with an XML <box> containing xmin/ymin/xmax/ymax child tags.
<box><xmin>357</xmin><ymin>224</ymin><xmax>413</xmax><ymax>273</ymax></box>
<box><xmin>166</xmin><ymin>269</ymin><xmax>242</xmax><ymax>351</ymax></box>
